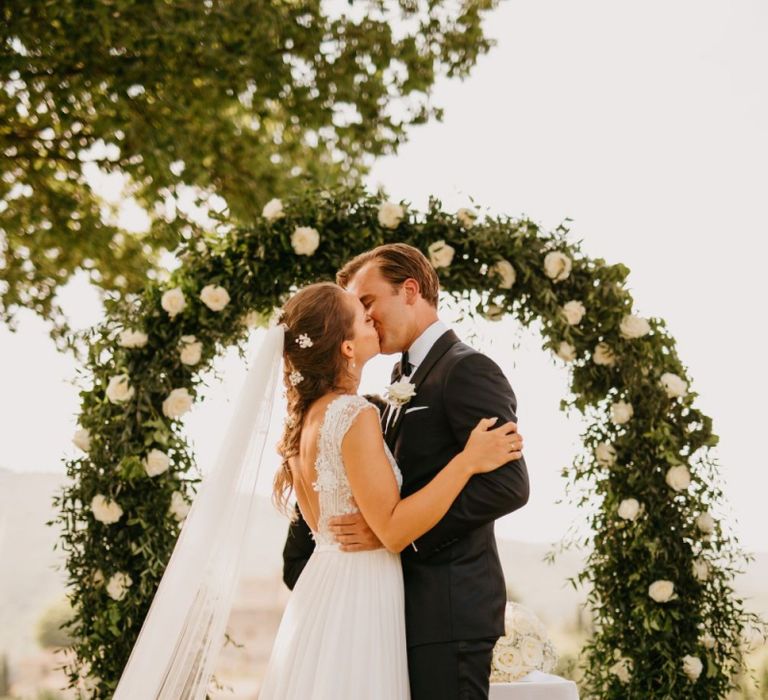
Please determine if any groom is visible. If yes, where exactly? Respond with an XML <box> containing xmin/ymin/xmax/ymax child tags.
<box><xmin>281</xmin><ymin>243</ymin><xmax>530</xmax><ymax>699</ymax></box>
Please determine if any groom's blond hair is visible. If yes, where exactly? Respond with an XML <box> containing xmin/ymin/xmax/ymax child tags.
<box><xmin>336</xmin><ymin>243</ymin><xmax>440</xmax><ymax>308</ymax></box>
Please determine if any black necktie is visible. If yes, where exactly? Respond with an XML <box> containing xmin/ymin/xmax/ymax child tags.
<box><xmin>399</xmin><ymin>350</ymin><xmax>413</xmax><ymax>377</ymax></box>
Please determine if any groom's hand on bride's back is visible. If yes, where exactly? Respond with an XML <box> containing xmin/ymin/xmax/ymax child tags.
<box><xmin>328</xmin><ymin>512</ymin><xmax>383</xmax><ymax>552</ymax></box>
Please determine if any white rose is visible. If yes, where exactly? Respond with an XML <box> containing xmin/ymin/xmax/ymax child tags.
<box><xmin>561</xmin><ymin>300</ymin><xmax>586</xmax><ymax>325</ymax></box>
<box><xmin>700</xmin><ymin>633</ymin><xmax>715</xmax><ymax>650</ymax></box>
<box><xmin>556</xmin><ymin>341</ymin><xmax>577</xmax><ymax>362</ymax></box>
<box><xmin>618</xmin><ymin>498</ymin><xmax>640</xmax><ymax>521</ymax></box>
<box><xmin>595</xmin><ymin>442</ymin><xmax>617</xmax><ymax>467</ymax></box>
<box><xmin>609</xmin><ymin>656</ymin><xmax>632</xmax><ymax>683</ymax></box>
<box><xmin>692</xmin><ymin>558</ymin><xmax>710</xmax><ymax>582</ymax></box>
<box><xmin>509</xmin><ymin>606</ymin><xmax>539</xmax><ymax>636</ymax></box>
<box><xmin>610</xmin><ymin>400</ymin><xmax>633</xmax><ymax>425</ymax></box>
<box><xmin>620</xmin><ymin>314</ymin><xmax>651</xmax><ymax>339</ymax></box>
<box><xmin>648</xmin><ymin>579</ymin><xmax>675</xmax><ymax>603</ymax></box>
<box><xmin>118</xmin><ymin>329</ymin><xmax>148</xmax><ymax>348</ymax></box>
<box><xmin>456</xmin><ymin>207</ymin><xmax>477</xmax><ymax>228</ymax></box>
<box><xmin>492</xmin><ymin>646</ymin><xmax>525</xmax><ymax>680</ymax></box>
<box><xmin>262</xmin><ymin>198</ymin><xmax>284</xmax><ymax>222</ymax></box>
<box><xmin>482</xmin><ymin>303</ymin><xmax>505</xmax><ymax>322</ymax></box>
<box><xmin>91</xmin><ymin>494</ymin><xmax>123</xmax><ymax>524</ymax></box>
<box><xmin>169</xmin><ymin>490</ymin><xmax>191</xmax><ymax>522</ymax></box>
<box><xmin>179</xmin><ymin>335</ymin><xmax>203</xmax><ymax>366</ymax></box>
<box><xmin>543</xmin><ymin>251</ymin><xmax>572</xmax><ymax>282</ymax></box>
<box><xmin>385</xmin><ymin>379</ymin><xmax>417</xmax><ymax>407</ymax></box>
<box><xmin>665</xmin><ymin>465</ymin><xmax>691</xmax><ymax>492</ymax></box>
<box><xmin>519</xmin><ymin>636</ymin><xmax>544</xmax><ymax>669</ymax></box>
<box><xmin>73</xmin><ymin>428</ymin><xmax>91</xmax><ymax>452</ymax></box>
<box><xmin>682</xmin><ymin>655</ymin><xmax>703</xmax><ymax>681</ymax></box>
<box><xmin>161</xmin><ymin>288</ymin><xmax>186</xmax><ymax>318</ymax></box>
<box><xmin>105</xmin><ymin>374</ymin><xmax>134</xmax><ymax>403</ymax></box>
<box><xmin>377</xmin><ymin>201</ymin><xmax>405</xmax><ymax>229</ymax></box>
<box><xmin>696</xmin><ymin>511</ymin><xmax>715</xmax><ymax>534</ymax></box>
<box><xmin>490</xmin><ymin>259</ymin><xmax>516</xmax><ymax>289</ymax></box>
<box><xmin>162</xmin><ymin>387</ymin><xmax>193</xmax><ymax>418</ymax></box>
<box><xmin>143</xmin><ymin>448</ymin><xmax>170</xmax><ymax>477</ymax></box>
<box><xmin>200</xmin><ymin>283</ymin><xmax>230</xmax><ymax>311</ymax></box>
<box><xmin>106</xmin><ymin>572</ymin><xmax>133</xmax><ymax>601</ymax></box>
<box><xmin>660</xmin><ymin>372</ymin><xmax>688</xmax><ymax>399</ymax></box>
<box><xmin>291</xmin><ymin>225</ymin><xmax>320</xmax><ymax>256</ymax></box>
<box><xmin>428</xmin><ymin>240</ymin><xmax>455</xmax><ymax>268</ymax></box>
<box><xmin>593</xmin><ymin>342</ymin><xmax>617</xmax><ymax>367</ymax></box>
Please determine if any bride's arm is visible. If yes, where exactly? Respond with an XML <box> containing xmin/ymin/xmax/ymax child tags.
<box><xmin>342</xmin><ymin>406</ymin><xmax>512</xmax><ymax>553</ymax></box>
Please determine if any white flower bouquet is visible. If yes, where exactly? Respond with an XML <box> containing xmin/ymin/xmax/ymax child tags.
<box><xmin>490</xmin><ymin>602</ymin><xmax>558</xmax><ymax>683</ymax></box>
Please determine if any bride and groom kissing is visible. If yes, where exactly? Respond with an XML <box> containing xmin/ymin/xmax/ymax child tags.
<box><xmin>259</xmin><ymin>242</ymin><xmax>530</xmax><ymax>699</ymax></box>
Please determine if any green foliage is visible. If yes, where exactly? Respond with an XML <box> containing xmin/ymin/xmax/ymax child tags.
<box><xmin>0</xmin><ymin>652</ymin><xmax>9</xmax><ymax>697</ymax></box>
<box><xmin>50</xmin><ymin>185</ymin><xmax>761</xmax><ymax>697</ymax></box>
<box><xmin>0</xmin><ymin>0</ymin><xmax>498</xmax><ymax>348</ymax></box>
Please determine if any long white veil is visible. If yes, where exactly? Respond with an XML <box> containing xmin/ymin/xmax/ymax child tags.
<box><xmin>113</xmin><ymin>324</ymin><xmax>285</xmax><ymax>700</ymax></box>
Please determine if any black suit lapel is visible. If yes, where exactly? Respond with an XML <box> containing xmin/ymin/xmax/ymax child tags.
<box><xmin>385</xmin><ymin>330</ymin><xmax>460</xmax><ymax>446</ymax></box>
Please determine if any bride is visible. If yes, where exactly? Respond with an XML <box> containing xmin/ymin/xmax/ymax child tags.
<box><xmin>111</xmin><ymin>281</ymin><xmax>522</xmax><ymax>700</ymax></box>
<box><xmin>258</xmin><ymin>282</ymin><xmax>521</xmax><ymax>699</ymax></box>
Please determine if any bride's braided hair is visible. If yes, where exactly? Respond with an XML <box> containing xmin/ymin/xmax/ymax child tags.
<box><xmin>274</xmin><ymin>282</ymin><xmax>357</xmax><ymax>517</ymax></box>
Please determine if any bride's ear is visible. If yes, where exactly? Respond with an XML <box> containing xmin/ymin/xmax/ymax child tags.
<box><xmin>340</xmin><ymin>339</ymin><xmax>355</xmax><ymax>361</ymax></box>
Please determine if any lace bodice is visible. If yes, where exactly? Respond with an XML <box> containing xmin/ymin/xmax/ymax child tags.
<box><xmin>311</xmin><ymin>394</ymin><xmax>402</xmax><ymax>547</ymax></box>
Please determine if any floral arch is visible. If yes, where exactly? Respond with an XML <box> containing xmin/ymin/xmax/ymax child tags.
<box><xmin>55</xmin><ymin>185</ymin><xmax>756</xmax><ymax>698</ymax></box>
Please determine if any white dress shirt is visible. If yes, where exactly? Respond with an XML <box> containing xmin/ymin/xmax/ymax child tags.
<box><xmin>404</xmin><ymin>319</ymin><xmax>448</xmax><ymax>375</ymax></box>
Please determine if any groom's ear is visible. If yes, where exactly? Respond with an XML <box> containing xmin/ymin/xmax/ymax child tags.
<box><xmin>402</xmin><ymin>277</ymin><xmax>421</xmax><ymax>304</ymax></box>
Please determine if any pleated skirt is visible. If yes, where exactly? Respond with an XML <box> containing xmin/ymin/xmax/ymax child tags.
<box><xmin>258</xmin><ymin>545</ymin><xmax>410</xmax><ymax>699</ymax></box>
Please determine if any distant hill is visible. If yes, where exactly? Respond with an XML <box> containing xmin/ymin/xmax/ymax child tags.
<box><xmin>1</xmin><ymin>467</ymin><xmax>765</xmax><ymax>662</ymax></box>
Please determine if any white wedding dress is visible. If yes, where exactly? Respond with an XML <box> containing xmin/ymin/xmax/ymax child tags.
<box><xmin>259</xmin><ymin>394</ymin><xmax>411</xmax><ymax>699</ymax></box>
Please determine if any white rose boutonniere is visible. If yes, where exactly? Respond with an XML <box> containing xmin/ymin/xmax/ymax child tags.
<box><xmin>385</xmin><ymin>378</ymin><xmax>417</xmax><ymax>409</ymax></box>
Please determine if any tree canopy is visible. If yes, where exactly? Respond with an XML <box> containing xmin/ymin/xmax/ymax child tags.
<box><xmin>0</xmin><ymin>0</ymin><xmax>497</xmax><ymax>348</ymax></box>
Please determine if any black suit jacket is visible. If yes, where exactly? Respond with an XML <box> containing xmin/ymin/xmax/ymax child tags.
<box><xmin>281</xmin><ymin>329</ymin><xmax>530</xmax><ymax>646</ymax></box>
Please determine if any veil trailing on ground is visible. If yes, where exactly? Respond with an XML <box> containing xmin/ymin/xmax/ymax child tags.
<box><xmin>113</xmin><ymin>325</ymin><xmax>285</xmax><ymax>700</ymax></box>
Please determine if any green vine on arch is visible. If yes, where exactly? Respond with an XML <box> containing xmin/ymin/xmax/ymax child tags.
<box><xmin>53</xmin><ymin>185</ymin><xmax>760</xmax><ymax>698</ymax></box>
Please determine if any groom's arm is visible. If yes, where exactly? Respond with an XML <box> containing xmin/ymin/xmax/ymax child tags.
<box><xmin>282</xmin><ymin>504</ymin><xmax>315</xmax><ymax>590</ymax></box>
<box><xmin>411</xmin><ymin>352</ymin><xmax>530</xmax><ymax>558</ymax></box>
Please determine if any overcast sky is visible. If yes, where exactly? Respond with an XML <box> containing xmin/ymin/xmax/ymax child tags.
<box><xmin>1</xmin><ymin>0</ymin><xmax>766</xmax><ymax>552</ymax></box>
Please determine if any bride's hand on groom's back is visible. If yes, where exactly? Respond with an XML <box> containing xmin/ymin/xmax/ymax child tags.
<box><xmin>462</xmin><ymin>417</ymin><xmax>523</xmax><ymax>474</ymax></box>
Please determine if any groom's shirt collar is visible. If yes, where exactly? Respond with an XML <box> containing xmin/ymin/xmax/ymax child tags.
<box><xmin>406</xmin><ymin>319</ymin><xmax>448</xmax><ymax>375</ymax></box>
